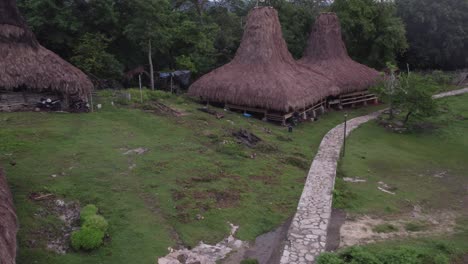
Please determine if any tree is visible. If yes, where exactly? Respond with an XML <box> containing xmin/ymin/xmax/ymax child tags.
<box><xmin>70</xmin><ymin>33</ymin><xmax>123</xmax><ymax>79</ymax></box>
<box><xmin>372</xmin><ymin>66</ymin><xmax>438</xmax><ymax>125</ymax></box>
<box><xmin>331</xmin><ymin>0</ymin><xmax>408</xmax><ymax>69</ymax></box>
<box><xmin>124</xmin><ymin>0</ymin><xmax>173</xmax><ymax>90</ymax></box>
<box><xmin>396</xmin><ymin>0</ymin><xmax>468</xmax><ymax>70</ymax></box>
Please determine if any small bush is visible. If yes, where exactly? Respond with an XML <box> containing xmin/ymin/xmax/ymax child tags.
<box><xmin>83</xmin><ymin>215</ymin><xmax>108</xmax><ymax>233</ymax></box>
<box><xmin>332</xmin><ymin>178</ymin><xmax>357</xmax><ymax>209</ymax></box>
<box><xmin>240</xmin><ymin>259</ymin><xmax>259</xmax><ymax>264</ymax></box>
<box><xmin>316</xmin><ymin>252</ymin><xmax>344</xmax><ymax>264</ymax></box>
<box><xmin>432</xmin><ymin>253</ymin><xmax>450</xmax><ymax>264</ymax></box>
<box><xmin>372</xmin><ymin>223</ymin><xmax>398</xmax><ymax>233</ymax></box>
<box><xmin>80</xmin><ymin>204</ymin><xmax>98</xmax><ymax>222</ymax></box>
<box><xmin>339</xmin><ymin>247</ymin><xmax>382</xmax><ymax>264</ymax></box>
<box><xmin>377</xmin><ymin>247</ymin><xmax>420</xmax><ymax>264</ymax></box>
<box><xmin>71</xmin><ymin>227</ymin><xmax>105</xmax><ymax>250</ymax></box>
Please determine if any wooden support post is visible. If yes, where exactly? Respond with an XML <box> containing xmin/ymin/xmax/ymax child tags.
<box><xmin>320</xmin><ymin>105</ymin><xmax>325</xmax><ymax>114</ymax></box>
<box><xmin>374</xmin><ymin>98</ymin><xmax>379</xmax><ymax>105</ymax></box>
<box><xmin>363</xmin><ymin>100</ymin><xmax>368</xmax><ymax>106</ymax></box>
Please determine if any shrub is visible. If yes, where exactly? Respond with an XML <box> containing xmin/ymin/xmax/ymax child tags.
<box><xmin>339</xmin><ymin>247</ymin><xmax>382</xmax><ymax>264</ymax></box>
<box><xmin>80</xmin><ymin>204</ymin><xmax>98</xmax><ymax>222</ymax></box>
<box><xmin>377</xmin><ymin>248</ymin><xmax>420</xmax><ymax>264</ymax></box>
<box><xmin>71</xmin><ymin>227</ymin><xmax>105</xmax><ymax>250</ymax></box>
<box><xmin>216</xmin><ymin>141</ymin><xmax>246</xmax><ymax>157</ymax></box>
<box><xmin>83</xmin><ymin>215</ymin><xmax>108</xmax><ymax>233</ymax></box>
<box><xmin>316</xmin><ymin>252</ymin><xmax>344</xmax><ymax>264</ymax></box>
<box><xmin>431</xmin><ymin>253</ymin><xmax>450</xmax><ymax>264</ymax></box>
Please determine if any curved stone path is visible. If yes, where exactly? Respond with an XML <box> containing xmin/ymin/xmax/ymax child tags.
<box><xmin>280</xmin><ymin>87</ymin><xmax>468</xmax><ymax>264</ymax></box>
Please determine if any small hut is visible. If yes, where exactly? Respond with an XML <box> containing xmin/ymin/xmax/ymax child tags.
<box><xmin>300</xmin><ymin>13</ymin><xmax>381</xmax><ymax>107</ymax></box>
<box><xmin>189</xmin><ymin>7</ymin><xmax>338</xmax><ymax>123</ymax></box>
<box><xmin>0</xmin><ymin>0</ymin><xmax>93</xmax><ymax>111</ymax></box>
<box><xmin>0</xmin><ymin>167</ymin><xmax>18</xmax><ymax>264</ymax></box>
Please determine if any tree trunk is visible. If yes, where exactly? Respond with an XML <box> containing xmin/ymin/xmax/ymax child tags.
<box><xmin>148</xmin><ymin>39</ymin><xmax>155</xmax><ymax>90</ymax></box>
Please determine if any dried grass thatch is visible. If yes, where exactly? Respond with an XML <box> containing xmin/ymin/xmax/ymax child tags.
<box><xmin>0</xmin><ymin>0</ymin><xmax>93</xmax><ymax>100</ymax></box>
<box><xmin>0</xmin><ymin>167</ymin><xmax>18</xmax><ymax>264</ymax></box>
<box><xmin>189</xmin><ymin>7</ymin><xmax>338</xmax><ymax>113</ymax></box>
<box><xmin>300</xmin><ymin>13</ymin><xmax>381</xmax><ymax>94</ymax></box>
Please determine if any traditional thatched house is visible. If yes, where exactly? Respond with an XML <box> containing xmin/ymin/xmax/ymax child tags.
<box><xmin>0</xmin><ymin>0</ymin><xmax>93</xmax><ymax>111</ymax></box>
<box><xmin>0</xmin><ymin>167</ymin><xmax>18</xmax><ymax>264</ymax></box>
<box><xmin>300</xmin><ymin>13</ymin><xmax>381</xmax><ymax>107</ymax></box>
<box><xmin>189</xmin><ymin>7</ymin><xmax>338</xmax><ymax>122</ymax></box>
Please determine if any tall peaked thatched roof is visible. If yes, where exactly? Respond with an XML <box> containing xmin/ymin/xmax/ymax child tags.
<box><xmin>300</xmin><ymin>13</ymin><xmax>381</xmax><ymax>93</ymax></box>
<box><xmin>188</xmin><ymin>7</ymin><xmax>338</xmax><ymax>113</ymax></box>
<box><xmin>0</xmin><ymin>167</ymin><xmax>18</xmax><ymax>264</ymax></box>
<box><xmin>0</xmin><ymin>0</ymin><xmax>93</xmax><ymax>100</ymax></box>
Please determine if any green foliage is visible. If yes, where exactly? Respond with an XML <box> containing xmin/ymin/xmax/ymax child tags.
<box><xmin>372</xmin><ymin>223</ymin><xmax>398</xmax><ymax>233</ymax></box>
<box><xmin>396</xmin><ymin>0</ymin><xmax>468</xmax><ymax>70</ymax></box>
<box><xmin>372</xmin><ymin>70</ymin><xmax>438</xmax><ymax>125</ymax></box>
<box><xmin>71</xmin><ymin>227</ymin><xmax>105</xmax><ymax>251</ymax></box>
<box><xmin>80</xmin><ymin>204</ymin><xmax>98</xmax><ymax>222</ymax></box>
<box><xmin>71</xmin><ymin>33</ymin><xmax>123</xmax><ymax>78</ymax></box>
<box><xmin>332</xmin><ymin>177</ymin><xmax>357</xmax><ymax>209</ymax></box>
<box><xmin>331</xmin><ymin>0</ymin><xmax>408</xmax><ymax>68</ymax></box>
<box><xmin>83</xmin><ymin>215</ymin><xmax>109</xmax><ymax>233</ymax></box>
<box><xmin>377</xmin><ymin>247</ymin><xmax>421</xmax><ymax>264</ymax></box>
<box><xmin>340</xmin><ymin>247</ymin><xmax>382</xmax><ymax>264</ymax></box>
<box><xmin>316</xmin><ymin>253</ymin><xmax>345</xmax><ymax>264</ymax></box>
<box><xmin>74</xmin><ymin>205</ymin><xmax>108</xmax><ymax>251</ymax></box>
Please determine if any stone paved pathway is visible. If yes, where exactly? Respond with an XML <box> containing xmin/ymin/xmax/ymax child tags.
<box><xmin>280</xmin><ymin>88</ymin><xmax>468</xmax><ymax>264</ymax></box>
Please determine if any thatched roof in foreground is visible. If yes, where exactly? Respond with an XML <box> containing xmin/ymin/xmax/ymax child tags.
<box><xmin>189</xmin><ymin>7</ymin><xmax>338</xmax><ymax>113</ymax></box>
<box><xmin>0</xmin><ymin>0</ymin><xmax>93</xmax><ymax>100</ymax></box>
<box><xmin>300</xmin><ymin>13</ymin><xmax>381</xmax><ymax>93</ymax></box>
<box><xmin>0</xmin><ymin>167</ymin><xmax>18</xmax><ymax>264</ymax></box>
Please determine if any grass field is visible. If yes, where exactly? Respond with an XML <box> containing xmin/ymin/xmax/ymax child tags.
<box><xmin>0</xmin><ymin>90</ymin><xmax>383</xmax><ymax>264</ymax></box>
<box><xmin>329</xmin><ymin>93</ymin><xmax>468</xmax><ymax>263</ymax></box>
<box><xmin>336</xmin><ymin>93</ymin><xmax>468</xmax><ymax>215</ymax></box>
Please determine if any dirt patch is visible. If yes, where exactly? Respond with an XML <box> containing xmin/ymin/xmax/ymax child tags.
<box><xmin>28</xmin><ymin>193</ymin><xmax>80</xmax><ymax>254</ymax></box>
<box><xmin>326</xmin><ymin>209</ymin><xmax>346</xmax><ymax>251</ymax></box>
<box><xmin>223</xmin><ymin>219</ymin><xmax>292</xmax><ymax>264</ymax></box>
<box><xmin>339</xmin><ymin>209</ymin><xmax>458</xmax><ymax>248</ymax></box>
<box><xmin>232</xmin><ymin>129</ymin><xmax>261</xmax><ymax>147</ymax></box>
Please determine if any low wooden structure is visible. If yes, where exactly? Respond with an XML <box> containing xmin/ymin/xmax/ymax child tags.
<box><xmin>225</xmin><ymin>99</ymin><xmax>326</xmax><ymax>125</ymax></box>
<box><xmin>328</xmin><ymin>90</ymin><xmax>378</xmax><ymax>109</ymax></box>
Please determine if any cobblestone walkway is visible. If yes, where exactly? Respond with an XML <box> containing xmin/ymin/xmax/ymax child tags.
<box><xmin>280</xmin><ymin>88</ymin><xmax>468</xmax><ymax>264</ymax></box>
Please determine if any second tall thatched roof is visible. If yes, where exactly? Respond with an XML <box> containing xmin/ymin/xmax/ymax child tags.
<box><xmin>189</xmin><ymin>7</ymin><xmax>338</xmax><ymax>113</ymax></box>
<box><xmin>0</xmin><ymin>167</ymin><xmax>17</xmax><ymax>264</ymax></box>
<box><xmin>0</xmin><ymin>0</ymin><xmax>93</xmax><ymax>100</ymax></box>
<box><xmin>300</xmin><ymin>13</ymin><xmax>381</xmax><ymax>93</ymax></box>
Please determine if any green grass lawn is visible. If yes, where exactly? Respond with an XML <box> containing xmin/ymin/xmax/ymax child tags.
<box><xmin>330</xmin><ymin>93</ymin><xmax>468</xmax><ymax>263</ymax></box>
<box><xmin>0</xmin><ymin>91</ymin><xmax>383</xmax><ymax>264</ymax></box>
<box><xmin>336</xmin><ymin>93</ymin><xmax>468</xmax><ymax>215</ymax></box>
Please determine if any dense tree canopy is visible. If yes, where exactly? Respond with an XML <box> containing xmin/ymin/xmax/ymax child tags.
<box><xmin>14</xmin><ymin>0</ymin><xmax>466</xmax><ymax>87</ymax></box>
<box><xmin>396</xmin><ymin>0</ymin><xmax>468</xmax><ymax>70</ymax></box>
<box><xmin>330</xmin><ymin>0</ymin><xmax>408</xmax><ymax>69</ymax></box>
